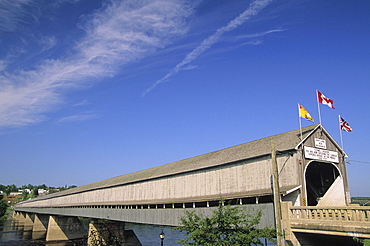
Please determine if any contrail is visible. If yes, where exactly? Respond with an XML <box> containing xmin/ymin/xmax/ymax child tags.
<box><xmin>143</xmin><ymin>0</ymin><xmax>273</xmax><ymax>96</ymax></box>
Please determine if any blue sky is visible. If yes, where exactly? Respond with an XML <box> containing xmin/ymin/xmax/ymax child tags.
<box><xmin>0</xmin><ymin>0</ymin><xmax>369</xmax><ymax>196</ymax></box>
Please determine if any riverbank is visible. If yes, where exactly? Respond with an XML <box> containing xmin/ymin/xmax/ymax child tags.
<box><xmin>0</xmin><ymin>207</ymin><xmax>13</xmax><ymax>220</ymax></box>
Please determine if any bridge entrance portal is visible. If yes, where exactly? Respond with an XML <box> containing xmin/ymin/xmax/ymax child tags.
<box><xmin>305</xmin><ymin>161</ymin><xmax>340</xmax><ymax>206</ymax></box>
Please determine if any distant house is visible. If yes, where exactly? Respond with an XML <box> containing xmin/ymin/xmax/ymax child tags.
<box><xmin>10</xmin><ymin>192</ymin><xmax>22</xmax><ymax>196</ymax></box>
<box><xmin>38</xmin><ymin>189</ymin><xmax>48</xmax><ymax>196</ymax></box>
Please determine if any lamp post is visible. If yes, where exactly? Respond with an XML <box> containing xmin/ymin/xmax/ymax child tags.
<box><xmin>159</xmin><ymin>230</ymin><xmax>165</xmax><ymax>246</ymax></box>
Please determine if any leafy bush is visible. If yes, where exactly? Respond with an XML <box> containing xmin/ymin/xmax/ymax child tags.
<box><xmin>0</xmin><ymin>200</ymin><xmax>8</xmax><ymax>219</ymax></box>
<box><xmin>174</xmin><ymin>201</ymin><xmax>276</xmax><ymax>246</ymax></box>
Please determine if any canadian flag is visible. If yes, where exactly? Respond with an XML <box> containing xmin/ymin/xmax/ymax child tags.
<box><xmin>317</xmin><ymin>90</ymin><xmax>335</xmax><ymax>109</ymax></box>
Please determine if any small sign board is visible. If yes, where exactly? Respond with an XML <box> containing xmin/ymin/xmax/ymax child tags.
<box><xmin>314</xmin><ymin>138</ymin><xmax>326</xmax><ymax>149</ymax></box>
<box><xmin>304</xmin><ymin>146</ymin><xmax>339</xmax><ymax>163</ymax></box>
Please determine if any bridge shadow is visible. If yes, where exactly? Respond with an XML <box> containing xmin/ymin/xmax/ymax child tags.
<box><xmin>124</xmin><ymin>230</ymin><xmax>142</xmax><ymax>246</ymax></box>
<box><xmin>295</xmin><ymin>232</ymin><xmax>361</xmax><ymax>246</ymax></box>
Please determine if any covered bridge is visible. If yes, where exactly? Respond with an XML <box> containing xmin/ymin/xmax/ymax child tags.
<box><xmin>16</xmin><ymin>123</ymin><xmax>350</xmax><ymax>210</ymax></box>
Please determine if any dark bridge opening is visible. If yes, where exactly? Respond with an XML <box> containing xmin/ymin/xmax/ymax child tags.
<box><xmin>305</xmin><ymin>161</ymin><xmax>340</xmax><ymax>206</ymax></box>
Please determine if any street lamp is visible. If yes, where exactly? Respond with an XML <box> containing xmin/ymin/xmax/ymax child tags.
<box><xmin>159</xmin><ymin>230</ymin><xmax>165</xmax><ymax>246</ymax></box>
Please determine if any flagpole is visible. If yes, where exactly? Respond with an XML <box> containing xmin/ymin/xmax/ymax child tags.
<box><xmin>339</xmin><ymin>114</ymin><xmax>344</xmax><ymax>150</ymax></box>
<box><xmin>298</xmin><ymin>103</ymin><xmax>303</xmax><ymax>140</ymax></box>
<box><xmin>316</xmin><ymin>90</ymin><xmax>322</xmax><ymax>125</ymax></box>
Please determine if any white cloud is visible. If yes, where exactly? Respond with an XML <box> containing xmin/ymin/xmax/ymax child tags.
<box><xmin>73</xmin><ymin>100</ymin><xmax>89</xmax><ymax>107</ymax></box>
<box><xmin>0</xmin><ymin>60</ymin><xmax>8</xmax><ymax>71</ymax></box>
<box><xmin>0</xmin><ymin>0</ymin><xmax>34</xmax><ymax>32</ymax></box>
<box><xmin>39</xmin><ymin>36</ymin><xmax>58</xmax><ymax>51</ymax></box>
<box><xmin>242</xmin><ymin>40</ymin><xmax>263</xmax><ymax>46</ymax></box>
<box><xmin>235</xmin><ymin>28</ymin><xmax>286</xmax><ymax>39</ymax></box>
<box><xmin>0</xmin><ymin>0</ymin><xmax>195</xmax><ymax>127</ymax></box>
<box><xmin>216</xmin><ymin>28</ymin><xmax>286</xmax><ymax>52</ymax></box>
<box><xmin>143</xmin><ymin>0</ymin><xmax>273</xmax><ymax>96</ymax></box>
<box><xmin>58</xmin><ymin>113</ymin><xmax>99</xmax><ymax>123</ymax></box>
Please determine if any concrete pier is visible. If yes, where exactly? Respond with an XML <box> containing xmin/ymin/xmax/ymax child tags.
<box><xmin>46</xmin><ymin>215</ymin><xmax>87</xmax><ymax>241</ymax></box>
<box><xmin>23</xmin><ymin>212</ymin><xmax>34</xmax><ymax>239</ymax></box>
<box><xmin>32</xmin><ymin>214</ymin><xmax>49</xmax><ymax>239</ymax></box>
<box><xmin>88</xmin><ymin>220</ymin><xmax>125</xmax><ymax>246</ymax></box>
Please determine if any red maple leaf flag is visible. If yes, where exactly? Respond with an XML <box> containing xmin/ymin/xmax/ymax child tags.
<box><xmin>340</xmin><ymin>117</ymin><xmax>352</xmax><ymax>132</ymax></box>
<box><xmin>317</xmin><ymin>90</ymin><xmax>335</xmax><ymax>109</ymax></box>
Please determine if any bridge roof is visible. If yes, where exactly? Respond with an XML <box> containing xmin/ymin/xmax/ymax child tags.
<box><xmin>25</xmin><ymin>124</ymin><xmax>323</xmax><ymax>202</ymax></box>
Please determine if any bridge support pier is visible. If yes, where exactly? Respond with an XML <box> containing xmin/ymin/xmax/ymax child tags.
<box><xmin>46</xmin><ymin>215</ymin><xmax>87</xmax><ymax>241</ymax></box>
<box><xmin>87</xmin><ymin>220</ymin><xmax>125</xmax><ymax>246</ymax></box>
<box><xmin>23</xmin><ymin>212</ymin><xmax>35</xmax><ymax>239</ymax></box>
<box><xmin>32</xmin><ymin>214</ymin><xmax>49</xmax><ymax>239</ymax></box>
<box><xmin>12</xmin><ymin>211</ymin><xmax>23</xmax><ymax>229</ymax></box>
<box><xmin>12</xmin><ymin>212</ymin><xmax>35</xmax><ymax>239</ymax></box>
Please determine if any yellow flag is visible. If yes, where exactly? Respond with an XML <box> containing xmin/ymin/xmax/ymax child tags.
<box><xmin>299</xmin><ymin>104</ymin><xmax>314</xmax><ymax>122</ymax></box>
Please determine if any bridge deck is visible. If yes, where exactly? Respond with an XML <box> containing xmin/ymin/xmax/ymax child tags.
<box><xmin>286</xmin><ymin>205</ymin><xmax>370</xmax><ymax>239</ymax></box>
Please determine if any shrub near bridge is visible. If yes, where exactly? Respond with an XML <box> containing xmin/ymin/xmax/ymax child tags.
<box><xmin>0</xmin><ymin>200</ymin><xmax>8</xmax><ymax>219</ymax></box>
<box><xmin>174</xmin><ymin>201</ymin><xmax>276</xmax><ymax>246</ymax></box>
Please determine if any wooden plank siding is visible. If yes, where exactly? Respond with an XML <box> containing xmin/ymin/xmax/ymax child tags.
<box><xmin>16</xmin><ymin>124</ymin><xmax>349</xmax><ymax>209</ymax></box>
<box><xmin>18</xmin><ymin>153</ymin><xmax>300</xmax><ymax>207</ymax></box>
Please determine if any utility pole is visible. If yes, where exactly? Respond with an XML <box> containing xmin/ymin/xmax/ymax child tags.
<box><xmin>271</xmin><ymin>140</ymin><xmax>284</xmax><ymax>245</ymax></box>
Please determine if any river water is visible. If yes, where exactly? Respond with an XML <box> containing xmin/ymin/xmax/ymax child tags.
<box><xmin>0</xmin><ymin>218</ymin><xmax>86</xmax><ymax>246</ymax></box>
<box><xmin>1</xmin><ymin>218</ymin><xmax>275</xmax><ymax>245</ymax></box>
<box><xmin>0</xmin><ymin>218</ymin><xmax>187</xmax><ymax>246</ymax></box>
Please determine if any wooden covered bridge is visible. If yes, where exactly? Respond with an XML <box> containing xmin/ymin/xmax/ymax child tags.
<box><xmin>13</xmin><ymin>124</ymin><xmax>370</xmax><ymax>245</ymax></box>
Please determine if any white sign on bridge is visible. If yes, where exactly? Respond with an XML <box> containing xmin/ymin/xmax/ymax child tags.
<box><xmin>314</xmin><ymin>138</ymin><xmax>326</xmax><ymax>149</ymax></box>
<box><xmin>304</xmin><ymin>146</ymin><xmax>339</xmax><ymax>163</ymax></box>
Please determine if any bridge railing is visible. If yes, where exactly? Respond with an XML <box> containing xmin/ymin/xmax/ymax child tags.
<box><xmin>289</xmin><ymin>206</ymin><xmax>370</xmax><ymax>222</ymax></box>
<box><xmin>281</xmin><ymin>203</ymin><xmax>370</xmax><ymax>243</ymax></box>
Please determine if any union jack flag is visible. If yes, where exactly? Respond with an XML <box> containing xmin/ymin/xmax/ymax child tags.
<box><xmin>340</xmin><ymin>117</ymin><xmax>352</xmax><ymax>132</ymax></box>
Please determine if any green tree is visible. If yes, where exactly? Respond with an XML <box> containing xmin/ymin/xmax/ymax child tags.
<box><xmin>174</xmin><ymin>201</ymin><xmax>276</xmax><ymax>246</ymax></box>
<box><xmin>354</xmin><ymin>237</ymin><xmax>370</xmax><ymax>246</ymax></box>
<box><xmin>0</xmin><ymin>200</ymin><xmax>8</xmax><ymax>219</ymax></box>
<box><xmin>4</xmin><ymin>184</ymin><xmax>17</xmax><ymax>195</ymax></box>
<box><xmin>21</xmin><ymin>190</ymin><xmax>29</xmax><ymax>201</ymax></box>
<box><xmin>0</xmin><ymin>184</ymin><xmax>6</xmax><ymax>192</ymax></box>
<box><xmin>29</xmin><ymin>189</ymin><xmax>38</xmax><ymax>199</ymax></box>
<box><xmin>38</xmin><ymin>184</ymin><xmax>48</xmax><ymax>190</ymax></box>
<box><xmin>48</xmin><ymin>189</ymin><xmax>58</xmax><ymax>194</ymax></box>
